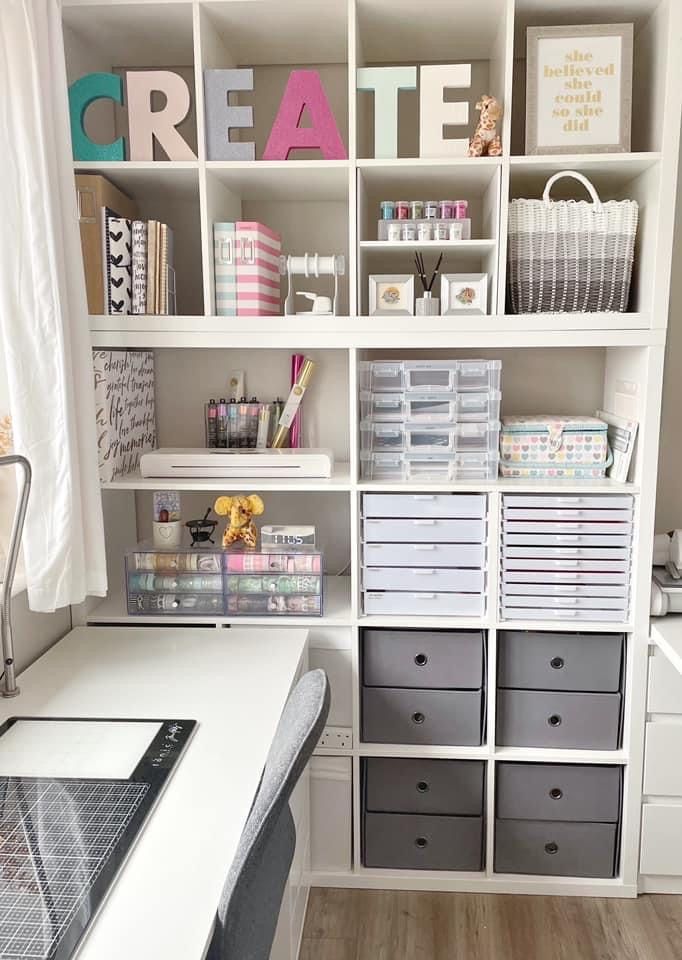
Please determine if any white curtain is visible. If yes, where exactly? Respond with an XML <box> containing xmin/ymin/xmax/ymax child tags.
<box><xmin>0</xmin><ymin>0</ymin><xmax>107</xmax><ymax>611</ymax></box>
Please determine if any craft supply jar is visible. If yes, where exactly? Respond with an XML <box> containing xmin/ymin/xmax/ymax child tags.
<box><xmin>424</xmin><ymin>200</ymin><xmax>439</xmax><ymax>219</ymax></box>
<box><xmin>417</xmin><ymin>222</ymin><xmax>433</xmax><ymax>242</ymax></box>
<box><xmin>435</xmin><ymin>221</ymin><xmax>450</xmax><ymax>241</ymax></box>
<box><xmin>455</xmin><ymin>200</ymin><xmax>469</xmax><ymax>219</ymax></box>
<box><xmin>439</xmin><ymin>200</ymin><xmax>455</xmax><ymax>219</ymax></box>
<box><xmin>410</xmin><ymin>200</ymin><xmax>424</xmax><ymax>220</ymax></box>
<box><xmin>379</xmin><ymin>200</ymin><xmax>395</xmax><ymax>220</ymax></box>
<box><xmin>401</xmin><ymin>222</ymin><xmax>417</xmax><ymax>241</ymax></box>
<box><xmin>395</xmin><ymin>200</ymin><xmax>409</xmax><ymax>220</ymax></box>
<box><xmin>448</xmin><ymin>221</ymin><xmax>464</xmax><ymax>240</ymax></box>
<box><xmin>416</xmin><ymin>291</ymin><xmax>440</xmax><ymax>316</ymax></box>
<box><xmin>387</xmin><ymin>222</ymin><xmax>402</xmax><ymax>241</ymax></box>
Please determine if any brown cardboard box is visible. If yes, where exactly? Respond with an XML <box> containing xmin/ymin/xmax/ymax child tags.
<box><xmin>75</xmin><ymin>174</ymin><xmax>137</xmax><ymax>314</ymax></box>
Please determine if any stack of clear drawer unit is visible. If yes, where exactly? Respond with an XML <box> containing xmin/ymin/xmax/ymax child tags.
<box><xmin>500</xmin><ymin>494</ymin><xmax>634</xmax><ymax>623</ymax></box>
<box><xmin>359</xmin><ymin>359</ymin><xmax>501</xmax><ymax>481</ymax></box>
<box><xmin>362</xmin><ymin>493</ymin><xmax>488</xmax><ymax>617</ymax></box>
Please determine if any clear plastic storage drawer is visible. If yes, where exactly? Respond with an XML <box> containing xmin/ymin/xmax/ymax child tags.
<box><xmin>359</xmin><ymin>360</ymin><xmax>501</xmax><ymax>394</ymax></box>
<box><xmin>360</xmin><ymin>390</ymin><xmax>501</xmax><ymax>423</ymax></box>
<box><xmin>360</xmin><ymin>420</ymin><xmax>500</xmax><ymax>455</ymax></box>
<box><xmin>126</xmin><ymin>544</ymin><xmax>225</xmax><ymax>616</ymax></box>
<box><xmin>361</xmin><ymin>451</ymin><xmax>499</xmax><ymax>482</ymax></box>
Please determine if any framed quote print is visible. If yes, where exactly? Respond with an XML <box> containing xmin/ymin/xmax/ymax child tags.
<box><xmin>526</xmin><ymin>24</ymin><xmax>633</xmax><ymax>155</ymax></box>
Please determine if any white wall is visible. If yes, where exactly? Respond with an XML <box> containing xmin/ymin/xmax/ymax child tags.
<box><xmin>655</xmin><ymin>137</ymin><xmax>682</xmax><ymax>532</ymax></box>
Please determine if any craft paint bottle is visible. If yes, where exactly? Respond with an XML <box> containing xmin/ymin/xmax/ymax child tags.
<box><xmin>410</xmin><ymin>200</ymin><xmax>424</xmax><ymax>220</ymax></box>
<box><xmin>395</xmin><ymin>200</ymin><xmax>409</xmax><ymax>220</ymax></box>
<box><xmin>439</xmin><ymin>200</ymin><xmax>455</xmax><ymax>219</ymax></box>
<box><xmin>454</xmin><ymin>200</ymin><xmax>469</xmax><ymax>219</ymax></box>
<box><xmin>227</xmin><ymin>398</ymin><xmax>238</xmax><ymax>448</ymax></box>
<box><xmin>424</xmin><ymin>200</ymin><xmax>439</xmax><ymax>219</ymax></box>
<box><xmin>401</xmin><ymin>222</ymin><xmax>417</xmax><ymax>241</ymax></box>
<box><xmin>417</xmin><ymin>222</ymin><xmax>433</xmax><ymax>242</ymax></box>
<box><xmin>387</xmin><ymin>223</ymin><xmax>401</xmax><ymax>241</ymax></box>
<box><xmin>248</xmin><ymin>397</ymin><xmax>260</xmax><ymax>448</ymax></box>
<box><xmin>217</xmin><ymin>398</ymin><xmax>228</xmax><ymax>448</ymax></box>
<box><xmin>379</xmin><ymin>200</ymin><xmax>395</xmax><ymax>220</ymax></box>
<box><xmin>206</xmin><ymin>399</ymin><xmax>218</xmax><ymax>447</ymax></box>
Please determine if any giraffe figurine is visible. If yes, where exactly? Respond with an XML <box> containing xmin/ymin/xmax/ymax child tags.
<box><xmin>468</xmin><ymin>95</ymin><xmax>503</xmax><ymax>157</ymax></box>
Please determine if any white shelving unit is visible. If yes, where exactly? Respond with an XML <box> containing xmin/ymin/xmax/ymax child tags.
<box><xmin>63</xmin><ymin>0</ymin><xmax>681</xmax><ymax>911</ymax></box>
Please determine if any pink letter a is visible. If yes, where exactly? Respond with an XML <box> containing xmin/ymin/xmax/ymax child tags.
<box><xmin>263</xmin><ymin>69</ymin><xmax>347</xmax><ymax>160</ymax></box>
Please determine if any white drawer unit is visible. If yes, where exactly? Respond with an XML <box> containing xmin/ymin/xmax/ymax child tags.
<box><xmin>361</xmin><ymin>494</ymin><xmax>487</xmax><ymax>619</ymax></box>
<box><xmin>500</xmin><ymin>495</ymin><xmax>634</xmax><ymax>624</ymax></box>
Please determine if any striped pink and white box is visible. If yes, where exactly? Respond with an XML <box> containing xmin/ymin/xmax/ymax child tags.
<box><xmin>235</xmin><ymin>221</ymin><xmax>281</xmax><ymax>316</ymax></box>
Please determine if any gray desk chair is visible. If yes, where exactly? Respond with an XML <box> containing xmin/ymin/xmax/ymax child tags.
<box><xmin>207</xmin><ymin>668</ymin><xmax>330</xmax><ymax>960</ymax></box>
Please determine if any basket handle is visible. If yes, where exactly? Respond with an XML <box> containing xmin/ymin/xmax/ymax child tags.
<box><xmin>542</xmin><ymin>170</ymin><xmax>602</xmax><ymax>206</ymax></box>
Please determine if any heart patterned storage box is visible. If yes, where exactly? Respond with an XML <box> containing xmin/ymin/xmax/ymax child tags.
<box><xmin>500</xmin><ymin>415</ymin><xmax>610</xmax><ymax>479</ymax></box>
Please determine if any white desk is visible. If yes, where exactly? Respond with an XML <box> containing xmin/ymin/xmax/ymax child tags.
<box><xmin>0</xmin><ymin>625</ymin><xmax>308</xmax><ymax>960</ymax></box>
<box><xmin>650</xmin><ymin>616</ymin><xmax>682</xmax><ymax>676</ymax></box>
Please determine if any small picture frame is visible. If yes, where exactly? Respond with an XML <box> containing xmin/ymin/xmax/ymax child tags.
<box><xmin>369</xmin><ymin>275</ymin><xmax>414</xmax><ymax>316</ymax></box>
<box><xmin>441</xmin><ymin>273</ymin><xmax>488</xmax><ymax>315</ymax></box>
<box><xmin>525</xmin><ymin>24</ymin><xmax>633</xmax><ymax>155</ymax></box>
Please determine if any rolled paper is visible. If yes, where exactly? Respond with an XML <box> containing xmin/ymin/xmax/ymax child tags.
<box><xmin>290</xmin><ymin>353</ymin><xmax>305</xmax><ymax>448</ymax></box>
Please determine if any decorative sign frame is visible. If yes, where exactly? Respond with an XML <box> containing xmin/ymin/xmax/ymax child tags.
<box><xmin>525</xmin><ymin>23</ymin><xmax>633</xmax><ymax>155</ymax></box>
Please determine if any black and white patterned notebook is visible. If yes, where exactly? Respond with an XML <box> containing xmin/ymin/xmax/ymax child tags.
<box><xmin>102</xmin><ymin>208</ymin><xmax>132</xmax><ymax>315</ymax></box>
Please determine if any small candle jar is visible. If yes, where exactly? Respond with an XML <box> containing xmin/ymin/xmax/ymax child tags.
<box><xmin>439</xmin><ymin>200</ymin><xmax>455</xmax><ymax>219</ymax></box>
<box><xmin>417</xmin><ymin>222</ymin><xmax>433</xmax><ymax>242</ymax></box>
<box><xmin>435</xmin><ymin>221</ymin><xmax>450</xmax><ymax>241</ymax></box>
<box><xmin>395</xmin><ymin>200</ymin><xmax>409</xmax><ymax>220</ymax></box>
<box><xmin>401</xmin><ymin>221</ymin><xmax>417</xmax><ymax>241</ymax></box>
<box><xmin>387</xmin><ymin>222</ymin><xmax>402</xmax><ymax>241</ymax></box>
<box><xmin>448</xmin><ymin>221</ymin><xmax>464</xmax><ymax>241</ymax></box>
<box><xmin>454</xmin><ymin>200</ymin><xmax>469</xmax><ymax>219</ymax></box>
<box><xmin>410</xmin><ymin>200</ymin><xmax>424</xmax><ymax>220</ymax></box>
<box><xmin>424</xmin><ymin>200</ymin><xmax>439</xmax><ymax>220</ymax></box>
<box><xmin>379</xmin><ymin>200</ymin><xmax>395</xmax><ymax>220</ymax></box>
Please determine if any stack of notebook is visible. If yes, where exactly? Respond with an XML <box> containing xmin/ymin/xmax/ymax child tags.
<box><xmin>75</xmin><ymin>174</ymin><xmax>176</xmax><ymax>316</ymax></box>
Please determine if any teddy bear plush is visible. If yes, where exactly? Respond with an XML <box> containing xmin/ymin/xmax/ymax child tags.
<box><xmin>214</xmin><ymin>494</ymin><xmax>265</xmax><ymax>549</ymax></box>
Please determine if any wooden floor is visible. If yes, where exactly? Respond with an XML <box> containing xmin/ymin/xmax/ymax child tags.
<box><xmin>301</xmin><ymin>887</ymin><xmax>682</xmax><ymax>960</ymax></box>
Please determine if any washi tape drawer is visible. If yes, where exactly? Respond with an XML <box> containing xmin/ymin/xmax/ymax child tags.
<box><xmin>223</xmin><ymin>546</ymin><xmax>323</xmax><ymax>616</ymax></box>
<box><xmin>126</xmin><ymin>545</ymin><xmax>226</xmax><ymax>616</ymax></box>
<box><xmin>362</xmin><ymin>493</ymin><xmax>488</xmax><ymax>617</ymax></box>
<box><xmin>500</xmin><ymin>495</ymin><xmax>634</xmax><ymax>623</ymax></box>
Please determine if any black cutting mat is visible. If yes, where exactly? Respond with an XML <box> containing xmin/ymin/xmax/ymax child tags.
<box><xmin>0</xmin><ymin>718</ymin><xmax>196</xmax><ymax>960</ymax></box>
<box><xmin>0</xmin><ymin>778</ymin><xmax>149</xmax><ymax>959</ymax></box>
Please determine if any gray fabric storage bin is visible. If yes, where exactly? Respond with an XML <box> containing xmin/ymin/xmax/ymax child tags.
<box><xmin>496</xmin><ymin>763</ymin><xmax>622</xmax><ymax>822</ymax></box>
<box><xmin>363</xmin><ymin>628</ymin><xmax>484</xmax><ymax>689</ymax></box>
<box><xmin>364</xmin><ymin>811</ymin><xmax>484</xmax><ymax>871</ymax></box>
<box><xmin>497</xmin><ymin>631</ymin><xmax>624</xmax><ymax>692</ymax></box>
<box><xmin>364</xmin><ymin>758</ymin><xmax>485</xmax><ymax>816</ymax></box>
<box><xmin>496</xmin><ymin>689</ymin><xmax>621</xmax><ymax>749</ymax></box>
<box><xmin>494</xmin><ymin>819</ymin><xmax>618</xmax><ymax>877</ymax></box>
<box><xmin>362</xmin><ymin>687</ymin><xmax>483</xmax><ymax>745</ymax></box>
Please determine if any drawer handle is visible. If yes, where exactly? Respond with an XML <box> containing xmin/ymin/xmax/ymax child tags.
<box><xmin>414</xmin><ymin>519</ymin><xmax>436</xmax><ymax>526</ymax></box>
<box><xmin>547</xmin><ymin>714</ymin><xmax>562</xmax><ymax>727</ymax></box>
<box><xmin>414</xmin><ymin>653</ymin><xmax>429</xmax><ymax>666</ymax></box>
<box><xmin>550</xmin><ymin>656</ymin><xmax>565</xmax><ymax>670</ymax></box>
<box><xmin>415</xmin><ymin>836</ymin><xmax>429</xmax><ymax>849</ymax></box>
<box><xmin>414</xmin><ymin>544</ymin><xmax>436</xmax><ymax>551</ymax></box>
<box><xmin>412</xmin><ymin>712</ymin><xmax>426</xmax><ymax>724</ymax></box>
<box><xmin>544</xmin><ymin>842</ymin><xmax>559</xmax><ymax>855</ymax></box>
<box><xmin>416</xmin><ymin>780</ymin><xmax>430</xmax><ymax>794</ymax></box>
<box><xmin>413</xmin><ymin>495</ymin><xmax>436</xmax><ymax>501</ymax></box>
<box><xmin>549</xmin><ymin>787</ymin><xmax>563</xmax><ymax>800</ymax></box>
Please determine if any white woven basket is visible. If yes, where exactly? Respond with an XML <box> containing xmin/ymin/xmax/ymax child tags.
<box><xmin>507</xmin><ymin>171</ymin><xmax>639</xmax><ymax>314</ymax></box>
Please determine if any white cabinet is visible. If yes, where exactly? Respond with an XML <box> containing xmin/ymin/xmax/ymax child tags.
<box><xmin>310</xmin><ymin>757</ymin><xmax>353</xmax><ymax>873</ymax></box>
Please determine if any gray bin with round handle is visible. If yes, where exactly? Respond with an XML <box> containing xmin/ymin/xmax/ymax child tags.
<box><xmin>363</xmin><ymin>628</ymin><xmax>484</xmax><ymax>690</ymax></box>
<box><xmin>496</xmin><ymin>762</ymin><xmax>622</xmax><ymax>822</ymax></box>
<box><xmin>364</xmin><ymin>757</ymin><xmax>485</xmax><ymax>816</ymax></box>
<box><xmin>496</xmin><ymin>689</ymin><xmax>621</xmax><ymax>749</ymax></box>
<box><xmin>497</xmin><ymin>631</ymin><xmax>624</xmax><ymax>692</ymax></box>
<box><xmin>494</xmin><ymin>819</ymin><xmax>618</xmax><ymax>877</ymax></box>
<box><xmin>364</xmin><ymin>811</ymin><xmax>484</xmax><ymax>871</ymax></box>
<box><xmin>362</xmin><ymin>687</ymin><xmax>483</xmax><ymax>746</ymax></box>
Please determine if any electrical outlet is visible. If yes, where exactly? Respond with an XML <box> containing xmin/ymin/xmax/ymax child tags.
<box><xmin>318</xmin><ymin>726</ymin><xmax>352</xmax><ymax>750</ymax></box>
